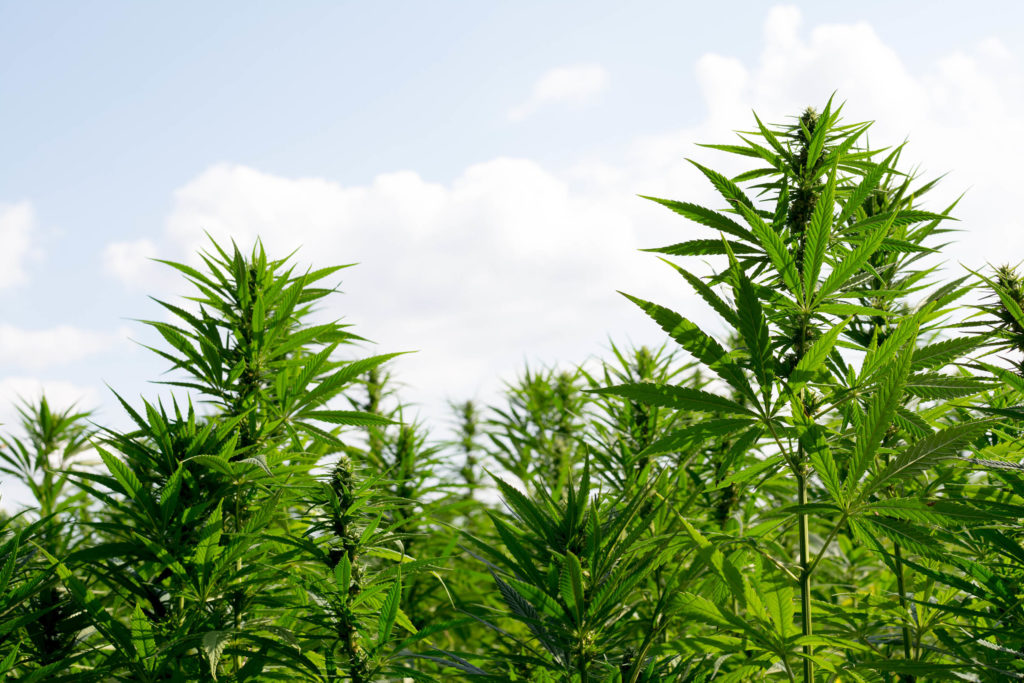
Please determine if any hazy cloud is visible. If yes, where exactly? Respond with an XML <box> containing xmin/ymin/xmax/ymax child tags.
<box><xmin>0</xmin><ymin>202</ymin><xmax>36</xmax><ymax>288</ymax></box>
<box><xmin>508</xmin><ymin>64</ymin><xmax>609</xmax><ymax>122</ymax></box>
<box><xmin>103</xmin><ymin>238</ymin><xmax>160</xmax><ymax>287</ymax></box>
<box><xmin>0</xmin><ymin>324</ymin><xmax>130</xmax><ymax>370</ymax></box>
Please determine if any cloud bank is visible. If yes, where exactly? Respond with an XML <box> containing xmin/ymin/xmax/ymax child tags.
<box><xmin>102</xmin><ymin>5</ymin><xmax>1024</xmax><ymax>420</ymax></box>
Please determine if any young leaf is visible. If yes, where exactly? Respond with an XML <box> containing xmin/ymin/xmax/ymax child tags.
<box><xmin>846</xmin><ymin>333</ymin><xmax>916</xmax><ymax>492</ymax></box>
<box><xmin>202</xmin><ymin>631</ymin><xmax>232</xmax><ymax>681</ymax></box>
<box><xmin>619</xmin><ymin>292</ymin><xmax>758</xmax><ymax>406</ymax></box>
<box><xmin>803</xmin><ymin>159</ymin><xmax>837</xmax><ymax>299</ymax></box>
<box><xmin>377</xmin><ymin>576</ymin><xmax>402</xmax><ymax>646</ymax></box>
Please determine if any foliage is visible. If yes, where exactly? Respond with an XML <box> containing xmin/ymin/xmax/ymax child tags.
<box><xmin>1</xmin><ymin>101</ymin><xmax>1023</xmax><ymax>682</ymax></box>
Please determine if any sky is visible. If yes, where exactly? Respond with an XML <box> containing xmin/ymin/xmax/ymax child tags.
<box><xmin>2</xmin><ymin>1</ymin><xmax>1023</xmax><ymax>507</ymax></box>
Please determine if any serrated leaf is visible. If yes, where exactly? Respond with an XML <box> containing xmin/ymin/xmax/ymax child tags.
<box><xmin>335</xmin><ymin>555</ymin><xmax>352</xmax><ymax>593</ymax></box>
<box><xmin>202</xmin><ymin>631</ymin><xmax>232</xmax><ymax>680</ymax></box>
<box><xmin>299</xmin><ymin>410</ymin><xmax>393</xmax><ymax>426</ymax></box>
<box><xmin>734</xmin><ymin>202</ymin><xmax>802</xmax><ymax>300</ymax></box>
<box><xmin>860</xmin><ymin>421</ymin><xmax>992</xmax><ymax>499</ymax></box>
<box><xmin>803</xmin><ymin>158</ymin><xmax>837</xmax><ymax>299</ymax></box>
<box><xmin>189</xmin><ymin>454</ymin><xmax>235</xmax><ymax>477</ymax></box>
<box><xmin>377</xmin><ymin>576</ymin><xmax>402</xmax><ymax>646</ymax></box>
<box><xmin>725</xmin><ymin>243</ymin><xmax>774</xmax><ymax>395</ymax></box>
<box><xmin>565</xmin><ymin>551</ymin><xmax>585</xmax><ymax>626</ymax></box>
<box><xmin>620</xmin><ymin>292</ymin><xmax>758</xmax><ymax>406</ymax></box>
<box><xmin>911</xmin><ymin>336</ymin><xmax>985</xmax><ymax>370</ymax></box>
<box><xmin>668</xmin><ymin>263</ymin><xmax>740</xmax><ymax>328</ymax></box>
<box><xmin>640</xmin><ymin>196</ymin><xmax>756</xmax><ymax>242</ymax></box>
<box><xmin>131</xmin><ymin>603</ymin><xmax>156</xmax><ymax>662</ymax></box>
<box><xmin>644</xmin><ymin>239</ymin><xmax>758</xmax><ymax>256</ymax></box>
<box><xmin>813</xmin><ymin>212</ymin><xmax>896</xmax><ymax>306</ymax></box>
<box><xmin>638</xmin><ymin>418</ymin><xmax>752</xmax><ymax>458</ymax></box>
<box><xmin>194</xmin><ymin>502</ymin><xmax>223</xmax><ymax>569</ymax></box>
<box><xmin>903</xmin><ymin>373</ymin><xmax>993</xmax><ymax>400</ymax></box>
<box><xmin>706</xmin><ymin>454</ymin><xmax>783</xmax><ymax>492</ymax></box>
<box><xmin>846</xmin><ymin>334</ymin><xmax>916</xmax><ymax>492</ymax></box>
<box><xmin>789</xmin><ymin>317</ymin><xmax>850</xmax><ymax>389</ymax></box>
<box><xmin>97</xmin><ymin>447</ymin><xmax>141</xmax><ymax>499</ymax></box>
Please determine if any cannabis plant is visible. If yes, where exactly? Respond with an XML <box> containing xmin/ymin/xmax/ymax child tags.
<box><xmin>607</xmin><ymin>98</ymin><xmax>1018</xmax><ymax>681</ymax></box>
<box><xmin>3</xmin><ymin>100</ymin><xmax>1023</xmax><ymax>683</ymax></box>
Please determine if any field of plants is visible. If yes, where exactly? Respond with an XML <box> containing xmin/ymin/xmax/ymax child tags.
<box><xmin>2</xmin><ymin>100</ymin><xmax>1024</xmax><ymax>682</ymax></box>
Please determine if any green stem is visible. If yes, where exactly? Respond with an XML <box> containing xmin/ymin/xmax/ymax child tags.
<box><xmin>804</xmin><ymin>515</ymin><xmax>846</xmax><ymax>579</ymax></box>
<box><xmin>894</xmin><ymin>542</ymin><xmax>915</xmax><ymax>682</ymax></box>
<box><xmin>797</xmin><ymin>466</ymin><xmax>814</xmax><ymax>683</ymax></box>
<box><xmin>233</xmin><ymin>493</ymin><xmax>242</xmax><ymax>676</ymax></box>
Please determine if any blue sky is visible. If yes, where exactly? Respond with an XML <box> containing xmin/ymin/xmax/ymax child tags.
<box><xmin>2</xmin><ymin>1</ymin><xmax>1023</xmax><ymax>506</ymax></box>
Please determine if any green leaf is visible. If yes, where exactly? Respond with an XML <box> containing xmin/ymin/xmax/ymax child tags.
<box><xmin>194</xmin><ymin>502</ymin><xmax>223</xmax><ymax>570</ymax></box>
<box><xmin>903</xmin><ymin>373</ymin><xmax>993</xmax><ymax>400</ymax></box>
<box><xmin>861</xmin><ymin>308</ymin><xmax>929</xmax><ymax>381</ymax></box>
<box><xmin>835</xmin><ymin>151</ymin><xmax>891</xmax><ymax>226</ymax></box>
<box><xmin>805</xmin><ymin>162</ymin><xmax>838</xmax><ymax>295</ymax></box>
<box><xmin>565</xmin><ymin>551</ymin><xmax>585</xmax><ymax>626</ymax></box>
<box><xmin>752</xmin><ymin>111</ymin><xmax>791</xmax><ymax>163</ymax></box>
<box><xmin>131</xmin><ymin>603</ymin><xmax>156</xmax><ymax>662</ymax></box>
<box><xmin>202</xmin><ymin>631</ymin><xmax>232</xmax><ymax>680</ymax></box>
<box><xmin>377</xmin><ymin>576</ymin><xmax>402</xmax><ymax>646</ymax></box>
<box><xmin>97</xmin><ymin>446</ymin><xmax>141</xmax><ymax>499</ymax></box>
<box><xmin>734</xmin><ymin>202</ymin><xmax>802</xmax><ymax>300</ymax></box>
<box><xmin>762</xmin><ymin>573</ymin><xmax>795</xmax><ymax>637</ymax></box>
<box><xmin>689</xmin><ymin>160</ymin><xmax>757</xmax><ymax>213</ymax></box>
<box><xmin>788</xmin><ymin>317</ymin><xmax>850</xmax><ymax>389</ymax></box>
<box><xmin>860</xmin><ymin>421</ymin><xmax>992</xmax><ymax>499</ymax></box>
<box><xmin>846</xmin><ymin>332</ymin><xmax>916</xmax><ymax>492</ymax></box>
<box><xmin>638</xmin><ymin>418</ymin><xmax>753</xmax><ymax>458</ymax></box>
<box><xmin>640</xmin><ymin>196</ymin><xmax>755</xmax><ymax>243</ymax></box>
<box><xmin>802</xmin><ymin>426</ymin><xmax>843</xmax><ymax>503</ymax></box>
<box><xmin>725</xmin><ymin>243</ymin><xmax>774</xmax><ymax>395</ymax></box>
<box><xmin>189</xmin><ymin>454</ymin><xmax>235</xmax><ymax>477</ymax></box>
<box><xmin>620</xmin><ymin>292</ymin><xmax>758</xmax><ymax>406</ymax></box>
<box><xmin>0</xmin><ymin>643</ymin><xmax>20</xmax><ymax>676</ymax></box>
<box><xmin>859</xmin><ymin>516</ymin><xmax>948</xmax><ymax>559</ymax></box>
<box><xmin>813</xmin><ymin>211</ymin><xmax>896</xmax><ymax>306</ymax></box>
<box><xmin>334</xmin><ymin>555</ymin><xmax>352</xmax><ymax>593</ymax></box>
<box><xmin>911</xmin><ymin>336</ymin><xmax>985</xmax><ymax>370</ymax></box>
<box><xmin>0</xmin><ymin>531</ymin><xmax>20</xmax><ymax>596</ymax></box>
<box><xmin>644</xmin><ymin>239</ymin><xmax>758</xmax><ymax>257</ymax></box>
<box><xmin>804</xmin><ymin>110</ymin><xmax>829</xmax><ymax>173</ymax></box>
<box><xmin>298</xmin><ymin>410</ymin><xmax>394</xmax><ymax>426</ymax></box>
<box><xmin>706</xmin><ymin>454</ymin><xmax>783</xmax><ymax>492</ymax></box>
<box><xmin>674</xmin><ymin>592</ymin><xmax>732</xmax><ymax>629</ymax></box>
<box><xmin>665</xmin><ymin>262</ymin><xmax>740</xmax><ymax>329</ymax></box>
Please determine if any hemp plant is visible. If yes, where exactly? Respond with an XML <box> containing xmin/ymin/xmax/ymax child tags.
<box><xmin>46</xmin><ymin>239</ymin><xmax>406</xmax><ymax>680</ymax></box>
<box><xmin>602</xmin><ymin>99</ymin><xmax>1005</xmax><ymax>680</ymax></box>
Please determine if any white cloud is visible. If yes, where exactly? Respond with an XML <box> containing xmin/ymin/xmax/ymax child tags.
<box><xmin>508</xmin><ymin>64</ymin><xmax>609</xmax><ymax>122</ymax></box>
<box><xmin>103</xmin><ymin>158</ymin><xmax>689</xmax><ymax>419</ymax></box>
<box><xmin>0</xmin><ymin>378</ymin><xmax>98</xmax><ymax>421</ymax></box>
<box><xmin>103</xmin><ymin>5</ymin><xmax>1024</xmax><ymax>422</ymax></box>
<box><xmin>0</xmin><ymin>202</ymin><xmax>36</xmax><ymax>288</ymax></box>
<box><xmin>103</xmin><ymin>238</ymin><xmax>159</xmax><ymax>287</ymax></box>
<box><xmin>0</xmin><ymin>325</ymin><xmax>130</xmax><ymax>370</ymax></box>
<box><xmin>668</xmin><ymin>4</ymin><xmax>1024</xmax><ymax>271</ymax></box>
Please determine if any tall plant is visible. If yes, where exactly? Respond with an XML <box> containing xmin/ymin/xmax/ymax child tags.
<box><xmin>604</xmin><ymin>99</ymin><xmax>999</xmax><ymax>680</ymax></box>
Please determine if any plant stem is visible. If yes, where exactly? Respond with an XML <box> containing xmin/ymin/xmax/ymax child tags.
<box><xmin>894</xmin><ymin>541</ymin><xmax>915</xmax><ymax>682</ymax></box>
<box><xmin>797</xmin><ymin>465</ymin><xmax>814</xmax><ymax>683</ymax></box>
